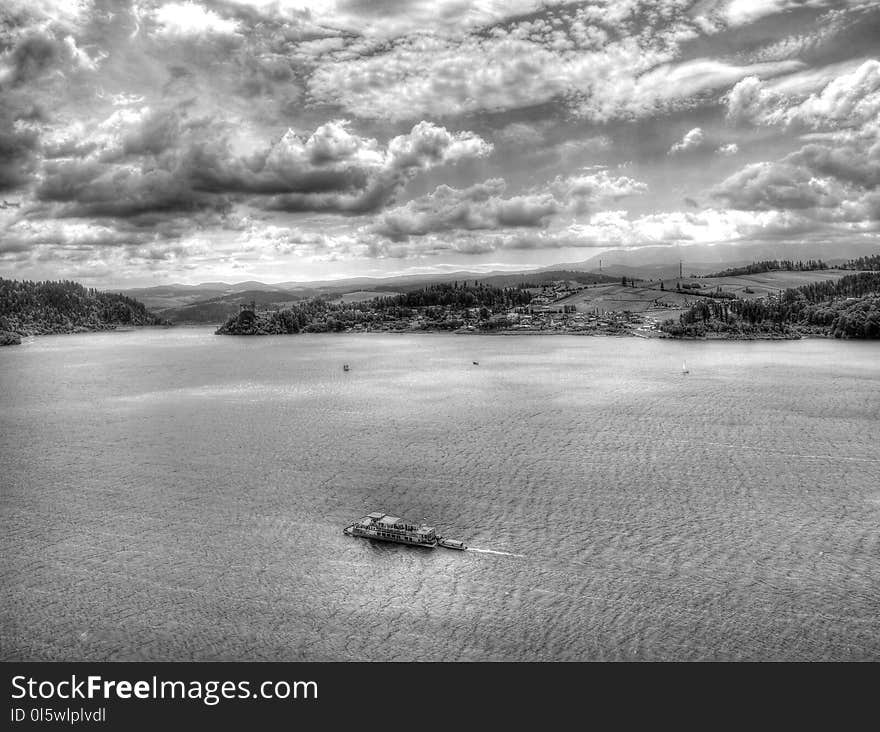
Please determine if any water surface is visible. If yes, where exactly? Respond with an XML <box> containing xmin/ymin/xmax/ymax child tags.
<box><xmin>1</xmin><ymin>329</ymin><xmax>878</xmax><ymax>660</ymax></box>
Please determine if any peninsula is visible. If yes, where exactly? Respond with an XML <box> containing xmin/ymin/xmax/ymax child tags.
<box><xmin>0</xmin><ymin>278</ymin><xmax>167</xmax><ymax>345</ymax></box>
<box><xmin>215</xmin><ymin>264</ymin><xmax>880</xmax><ymax>340</ymax></box>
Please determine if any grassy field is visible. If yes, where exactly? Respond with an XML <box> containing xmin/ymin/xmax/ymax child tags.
<box><xmin>554</xmin><ymin>269</ymin><xmax>854</xmax><ymax>323</ymax></box>
<box><xmin>333</xmin><ymin>290</ymin><xmax>402</xmax><ymax>303</ymax></box>
<box><xmin>699</xmin><ymin>269</ymin><xmax>853</xmax><ymax>298</ymax></box>
<box><xmin>143</xmin><ymin>270</ymin><xmax>859</xmax><ymax>325</ymax></box>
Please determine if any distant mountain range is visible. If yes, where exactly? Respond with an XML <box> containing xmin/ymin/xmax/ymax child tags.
<box><xmin>120</xmin><ymin>241</ymin><xmax>880</xmax><ymax>324</ymax></box>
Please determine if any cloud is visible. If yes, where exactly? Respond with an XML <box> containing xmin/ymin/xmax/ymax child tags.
<box><xmin>548</xmin><ymin>169</ymin><xmax>647</xmax><ymax>208</ymax></box>
<box><xmin>31</xmin><ymin>109</ymin><xmax>492</xmax><ymax>218</ymax></box>
<box><xmin>256</xmin><ymin>121</ymin><xmax>492</xmax><ymax>213</ymax></box>
<box><xmin>152</xmin><ymin>2</ymin><xmax>241</xmax><ymax>38</ymax></box>
<box><xmin>306</xmin><ymin>14</ymin><xmax>801</xmax><ymax>122</ymax></box>
<box><xmin>786</xmin><ymin>140</ymin><xmax>880</xmax><ymax>188</ymax></box>
<box><xmin>0</xmin><ymin>111</ymin><xmax>40</xmax><ymax>191</ymax></box>
<box><xmin>668</xmin><ymin>128</ymin><xmax>706</xmax><ymax>155</ymax></box>
<box><xmin>1</xmin><ymin>34</ymin><xmax>62</xmax><ymax>87</ymax></box>
<box><xmin>727</xmin><ymin>59</ymin><xmax>880</xmax><ymax>130</ymax></box>
<box><xmin>4</xmin><ymin>0</ymin><xmax>877</xmax><ymax>282</ymax></box>
<box><xmin>710</xmin><ymin>161</ymin><xmax>844</xmax><ymax>210</ymax></box>
<box><xmin>371</xmin><ymin>169</ymin><xmax>647</xmax><ymax>240</ymax></box>
<box><xmin>781</xmin><ymin>58</ymin><xmax>880</xmax><ymax>130</ymax></box>
<box><xmin>36</xmin><ymin>159</ymin><xmax>226</xmax><ymax>218</ymax></box>
<box><xmin>372</xmin><ymin>179</ymin><xmax>558</xmax><ymax>241</ymax></box>
<box><xmin>715</xmin><ymin>0</ymin><xmax>847</xmax><ymax>29</ymax></box>
<box><xmin>717</xmin><ymin>57</ymin><xmax>880</xmax><ymax>226</ymax></box>
<box><xmin>359</xmin><ymin>205</ymin><xmax>829</xmax><ymax>260</ymax></box>
<box><xmin>222</xmin><ymin>0</ymin><xmax>577</xmax><ymax>42</ymax></box>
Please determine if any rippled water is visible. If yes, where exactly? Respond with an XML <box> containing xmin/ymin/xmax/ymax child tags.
<box><xmin>1</xmin><ymin>328</ymin><xmax>878</xmax><ymax>661</ymax></box>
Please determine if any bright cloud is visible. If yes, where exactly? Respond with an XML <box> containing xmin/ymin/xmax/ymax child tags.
<box><xmin>669</xmin><ymin>128</ymin><xmax>706</xmax><ymax>155</ymax></box>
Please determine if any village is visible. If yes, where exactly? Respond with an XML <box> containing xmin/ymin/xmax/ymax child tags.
<box><xmin>334</xmin><ymin>279</ymin><xmax>668</xmax><ymax>337</ymax></box>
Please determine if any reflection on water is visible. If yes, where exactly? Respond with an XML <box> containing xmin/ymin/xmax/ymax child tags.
<box><xmin>1</xmin><ymin>328</ymin><xmax>879</xmax><ymax>660</ymax></box>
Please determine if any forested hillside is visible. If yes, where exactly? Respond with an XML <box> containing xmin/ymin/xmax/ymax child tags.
<box><xmin>661</xmin><ymin>272</ymin><xmax>880</xmax><ymax>338</ymax></box>
<box><xmin>0</xmin><ymin>278</ymin><xmax>167</xmax><ymax>340</ymax></box>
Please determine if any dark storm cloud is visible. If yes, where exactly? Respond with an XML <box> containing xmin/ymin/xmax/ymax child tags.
<box><xmin>0</xmin><ymin>113</ymin><xmax>38</xmax><ymax>191</ymax></box>
<box><xmin>6</xmin><ymin>34</ymin><xmax>60</xmax><ymax>86</ymax></box>
<box><xmin>186</xmin><ymin>142</ymin><xmax>369</xmax><ymax>196</ymax></box>
<box><xmin>0</xmin><ymin>32</ymin><xmax>70</xmax><ymax>190</ymax></box>
<box><xmin>195</xmin><ymin>120</ymin><xmax>492</xmax><ymax>214</ymax></box>
<box><xmin>30</xmin><ymin>110</ymin><xmax>490</xmax><ymax>220</ymax></box>
<box><xmin>36</xmin><ymin>158</ymin><xmax>226</xmax><ymax>218</ymax></box>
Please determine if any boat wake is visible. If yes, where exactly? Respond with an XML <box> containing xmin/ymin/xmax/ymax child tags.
<box><xmin>467</xmin><ymin>547</ymin><xmax>526</xmax><ymax>558</ymax></box>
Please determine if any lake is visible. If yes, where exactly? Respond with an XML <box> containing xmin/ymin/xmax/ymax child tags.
<box><xmin>1</xmin><ymin>328</ymin><xmax>878</xmax><ymax>660</ymax></box>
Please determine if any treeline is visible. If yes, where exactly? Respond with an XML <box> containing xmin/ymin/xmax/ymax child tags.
<box><xmin>0</xmin><ymin>278</ymin><xmax>167</xmax><ymax>336</ymax></box>
<box><xmin>216</xmin><ymin>283</ymin><xmax>530</xmax><ymax>335</ymax></box>
<box><xmin>839</xmin><ymin>254</ymin><xmax>880</xmax><ymax>271</ymax></box>
<box><xmin>662</xmin><ymin>272</ymin><xmax>880</xmax><ymax>338</ymax></box>
<box><xmin>705</xmin><ymin>259</ymin><xmax>829</xmax><ymax>278</ymax></box>
<box><xmin>372</xmin><ymin>282</ymin><xmax>531</xmax><ymax>310</ymax></box>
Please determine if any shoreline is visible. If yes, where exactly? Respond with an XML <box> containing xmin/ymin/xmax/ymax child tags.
<box><xmin>1</xmin><ymin>324</ymin><xmax>855</xmax><ymax>344</ymax></box>
<box><xmin>0</xmin><ymin>324</ymin><xmax>172</xmax><ymax>345</ymax></box>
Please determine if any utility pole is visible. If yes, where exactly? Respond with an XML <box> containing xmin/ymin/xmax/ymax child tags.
<box><xmin>679</xmin><ymin>261</ymin><xmax>683</xmax><ymax>279</ymax></box>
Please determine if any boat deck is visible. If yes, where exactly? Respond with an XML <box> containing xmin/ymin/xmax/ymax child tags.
<box><xmin>344</xmin><ymin>511</ymin><xmax>466</xmax><ymax>550</ymax></box>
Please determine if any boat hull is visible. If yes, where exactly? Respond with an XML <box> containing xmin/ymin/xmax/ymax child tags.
<box><xmin>344</xmin><ymin>525</ymin><xmax>437</xmax><ymax>548</ymax></box>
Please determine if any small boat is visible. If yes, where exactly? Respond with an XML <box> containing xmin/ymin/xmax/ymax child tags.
<box><xmin>438</xmin><ymin>537</ymin><xmax>467</xmax><ymax>550</ymax></box>
<box><xmin>682</xmin><ymin>361</ymin><xmax>689</xmax><ymax>374</ymax></box>
<box><xmin>343</xmin><ymin>364</ymin><xmax>350</xmax><ymax>371</ymax></box>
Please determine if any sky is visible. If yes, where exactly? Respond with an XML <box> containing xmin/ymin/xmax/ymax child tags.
<box><xmin>1</xmin><ymin>0</ymin><xmax>878</xmax><ymax>287</ymax></box>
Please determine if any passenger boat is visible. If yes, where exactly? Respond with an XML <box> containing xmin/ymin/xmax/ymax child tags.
<box><xmin>344</xmin><ymin>511</ymin><xmax>466</xmax><ymax>550</ymax></box>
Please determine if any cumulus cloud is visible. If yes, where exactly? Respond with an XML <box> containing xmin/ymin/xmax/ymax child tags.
<box><xmin>727</xmin><ymin>60</ymin><xmax>880</xmax><ymax>130</ymax></box>
<box><xmin>786</xmin><ymin>140</ymin><xmax>880</xmax><ymax>188</ymax></box>
<box><xmin>256</xmin><ymin>121</ymin><xmax>492</xmax><ymax>214</ymax></box>
<box><xmin>548</xmin><ymin>169</ymin><xmax>647</xmax><ymax>211</ymax></box>
<box><xmin>716</xmin><ymin>57</ymin><xmax>880</xmax><ymax>228</ymax></box>
<box><xmin>0</xmin><ymin>111</ymin><xmax>40</xmax><ymax>191</ymax></box>
<box><xmin>716</xmin><ymin>143</ymin><xmax>740</xmax><ymax>155</ymax></box>
<box><xmin>372</xmin><ymin>179</ymin><xmax>558</xmax><ymax>240</ymax></box>
<box><xmin>668</xmin><ymin>128</ymin><xmax>706</xmax><ymax>155</ymax></box>
<box><xmin>715</xmin><ymin>55</ymin><xmax>880</xmax><ymax>232</ymax></box>
<box><xmin>306</xmin><ymin>14</ymin><xmax>802</xmax><ymax>123</ymax></box>
<box><xmin>711</xmin><ymin>161</ymin><xmax>845</xmax><ymax>210</ymax></box>
<box><xmin>31</xmin><ymin>109</ymin><xmax>492</xmax><ymax>219</ymax></box>
<box><xmin>372</xmin><ymin>169</ymin><xmax>647</xmax><ymax>241</ymax></box>
<box><xmin>782</xmin><ymin>59</ymin><xmax>880</xmax><ymax>130</ymax></box>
